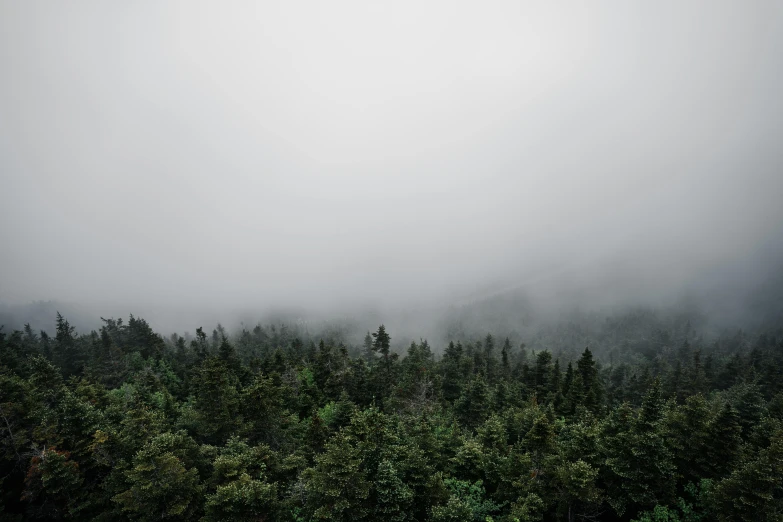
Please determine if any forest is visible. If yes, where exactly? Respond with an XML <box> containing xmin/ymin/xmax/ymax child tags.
<box><xmin>1</xmin><ymin>309</ymin><xmax>782</xmax><ymax>521</ymax></box>
<box><xmin>3</xmin><ymin>0</ymin><xmax>783</xmax><ymax>520</ymax></box>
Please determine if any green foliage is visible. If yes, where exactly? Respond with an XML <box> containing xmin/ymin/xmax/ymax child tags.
<box><xmin>632</xmin><ymin>505</ymin><xmax>683</xmax><ymax>522</ymax></box>
<box><xmin>705</xmin><ymin>401</ymin><xmax>743</xmax><ymax>478</ymax></box>
<box><xmin>192</xmin><ymin>357</ymin><xmax>241</xmax><ymax>442</ymax></box>
<box><xmin>22</xmin><ymin>447</ymin><xmax>84</xmax><ymax>520</ymax></box>
<box><xmin>455</xmin><ymin>376</ymin><xmax>490</xmax><ymax>428</ymax></box>
<box><xmin>202</xmin><ymin>474</ymin><xmax>276</xmax><ymax>522</ymax></box>
<box><xmin>549</xmin><ymin>458</ymin><xmax>602</xmax><ymax>519</ymax></box>
<box><xmin>431</xmin><ymin>478</ymin><xmax>501</xmax><ymax>522</ymax></box>
<box><xmin>113</xmin><ymin>432</ymin><xmax>203</xmax><ymax>521</ymax></box>
<box><xmin>374</xmin><ymin>459</ymin><xmax>414</xmax><ymax>522</ymax></box>
<box><xmin>2</xmin><ymin>312</ymin><xmax>783</xmax><ymax>521</ymax></box>
<box><xmin>631</xmin><ymin>485</ymin><xmax>709</xmax><ymax>522</ymax></box>
<box><xmin>303</xmin><ymin>433</ymin><xmax>371</xmax><ymax>521</ymax></box>
<box><xmin>709</xmin><ymin>430</ymin><xmax>783</xmax><ymax>521</ymax></box>
<box><xmin>507</xmin><ymin>493</ymin><xmax>545</xmax><ymax>522</ymax></box>
<box><xmin>202</xmin><ymin>438</ymin><xmax>277</xmax><ymax>522</ymax></box>
<box><xmin>602</xmin><ymin>380</ymin><xmax>676</xmax><ymax>515</ymax></box>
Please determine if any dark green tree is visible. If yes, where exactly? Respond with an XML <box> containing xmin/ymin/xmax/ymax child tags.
<box><xmin>303</xmin><ymin>433</ymin><xmax>371</xmax><ymax>522</ymax></box>
<box><xmin>710</xmin><ymin>430</ymin><xmax>783</xmax><ymax>521</ymax></box>
<box><xmin>112</xmin><ymin>432</ymin><xmax>203</xmax><ymax>521</ymax></box>
<box><xmin>373</xmin><ymin>459</ymin><xmax>413</xmax><ymax>522</ymax></box>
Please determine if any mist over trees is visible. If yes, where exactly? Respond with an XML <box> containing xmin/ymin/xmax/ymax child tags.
<box><xmin>1</xmin><ymin>305</ymin><xmax>782</xmax><ymax>520</ymax></box>
<box><xmin>2</xmin><ymin>1</ymin><xmax>783</xmax><ymax>520</ymax></box>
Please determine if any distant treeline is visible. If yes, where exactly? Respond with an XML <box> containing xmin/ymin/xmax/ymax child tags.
<box><xmin>1</xmin><ymin>310</ymin><xmax>782</xmax><ymax>521</ymax></box>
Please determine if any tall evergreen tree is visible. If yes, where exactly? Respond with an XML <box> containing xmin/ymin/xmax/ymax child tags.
<box><xmin>501</xmin><ymin>337</ymin><xmax>512</xmax><ymax>379</ymax></box>
<box><xmin>363</xmin><ymin>331</ymin><xmax>375</xmax><ymax>366</ymax></box>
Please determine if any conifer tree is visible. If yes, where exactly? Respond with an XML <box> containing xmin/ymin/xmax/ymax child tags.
<box><xmin>454</xmin><ymin>376</ymin><xmax>490</xmax><ymax>429</ymax></box>
<box><xmin>705</xmin><ymin>402</ymin><xmax>743</xmax><ymax>478</ymax></box>
<box><xmin>372</xmin><ymin>325</ymin><xmax>394</xmax><ymax>401</ymax></box>
<box><xmin>304</xmin><ymin>433</ymin><xmax>371</xmax><ymax>522</ymax></box>
<box><xmin>484</xmin><ymin>334</ymin><xmax>497</xmax><ymax>382</ymax></box>
<box><xmin>442</xmin><ymin>341</ymin><xmax>464</xmax><ymax>402</ymax></box>
<box><xmin>711</xmin><ymin>430</ymin><xmax>783</xmax><ymax>521</ymax></box>
<box><xmin>113</xmin><ymin>432</ymin><xmax>203</xmax><ymax>521</ymax></box>
<box><xmin>54</xmin><ymin>312</ymin><xmax>80</xmax><ymax>377</ymax></box>
<box><xmin>534</xmin><ymin>350</ymin><xmax>553</xmax><ymax>400</ymax></box>
<box><xmin>374</xmin><ymin>459</ymin><xmax>414</xmax><ymax>522</ymax></box>
<box><xmin>363</xmin><ymin>331</ymin><xmax>375</xmax><ymax>366</ymax></box>
<box><xmin>501</xmin><ymin>337</ymin><xmax>512</xmax><ymax>379</ymax></box>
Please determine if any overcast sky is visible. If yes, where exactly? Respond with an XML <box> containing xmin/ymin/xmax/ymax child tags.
<box><xmin>1</xmin><ymin>1</ymin><xmax>782</xmax><ymax>314</ymax></box>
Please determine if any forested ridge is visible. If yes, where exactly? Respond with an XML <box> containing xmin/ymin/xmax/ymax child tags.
<box><xmin>1</xmin><ymin>311</ymin><xmax>782</xmax><ymax>521</ymax></box>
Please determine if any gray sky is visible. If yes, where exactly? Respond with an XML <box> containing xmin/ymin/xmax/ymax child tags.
<box><xmin>1</xmin><ymin>1</ymin><xmax>782</xmax><ymax>315</ymax></box>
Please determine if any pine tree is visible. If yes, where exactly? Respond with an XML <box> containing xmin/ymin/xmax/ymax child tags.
<box><xmin>22</xmin><ymin>323</ymin><xmax>39</xmax><ymax>354</ymax></box>
<box><xmin>372</xmin><ymin>325</ymin><xmax>394</xmax><ymax>402</ymax></box>
<box><xmin>501</xmin><ymin>337</ymin><xmax>512</xmax><ymax>379</ymax></box>
<box><xmin>363</xmin><ymin>331</ymin><xmax>375</xmax><ymax>366</ymax></box>
<box><xmin>442</xmin><ymin>341</ymin><xmax>464</xmax><ymax>402</ymax></box>
<box><xmin>374</xmin><ymin>459</ymin><xmax>413</xmax><ymax>522</ymax></box>
<box><xmin>304</xmin><ymin>433</ymin><xmax>371</xmax><ymax>522</ymax></box>
<box><xmin>192</xmin><ymin>326</ymin><xmax>210</xmax><ymax>360</ymax></box>
<box><xmin>21</xmin><ymin>447</ymin><xmax>84</xmax><ymax>520</ymax></box>
<box><xmin>113</xmin><ymin>432</ymin><xmax>203</xmax><ymax>521</ymax></box>
<box><xmin>202</xmin><ymin>438</ymin><xmax>277</xmax><ymax>522</ymax></box>
<box><xmin>577</xmin><ymin>347</ymin><xmax>602</xmax><ymax>411</ymax></box>
<box><xmin>454</xmin><ymin>376</ymin><xmax>490</xmax><ymax>429</ymax></box>
<box><xmin>551</xmin><ymin>358</ymin><xmax>562</xmax><ymax>395</ymax></box>
<box><xmin>705</xmin><ymin>402</ymin><xmax>743</xmax><ymax>478</ymax></box>
<box><xmin>665</xmin><ymin>394</ymin><xmax>712</xmax><ymax>483</ymax></box>
<box><xmin>193</xmin><ymin>357</ymin><xmax>241</xmax><ymax>443</ymax></box>
<box><xmin>526</xmin><ymin>411</ymin><xmax>555</xmax><ymax>469</ymax></box>
<box><xmin>550</xmin><ymin>459</ymin><xmax>602</xmax><ymax>522</ymax></box>
<box><xmin>202</xmin><ymin>474</ymin><xmax>276</xmax><ymax>522</ymax></box>
<box><xmin>54</xmin><ymin>312</ymin><xmax>80</xmax><ymax>377</ymax></box>
<box><xmin>566</xmin><ymin>372</ymin><xmax>585</xmax><ymax>414</ymax></box>
<box><xmin>602</xmin><ymin>380</ymin><xmax>675</xmax><ymax>516</ymax></box>
<box><xmin>685</xmin><ymin>349</ymin><xmax>706</xmax><ymax>396</ymax></box>
<box><xmin>534</xmin><ymin>350</ymin><xmax>553</xmax><ymax>400</ymax></box>
<box><xmin>484</xmin><ymin>334</ymin><xmax>497</xmax><ymax>382</ymax></box>
<box><xmin>372</xmin><ymin>324</ymin><xmax>391</xmax><ymax>359</ymax></box>
<box><xmin>562</xmin><ymin>362</ymin><xmax>574</xmax><ymax>402</ymax></box>
<box><xmin>711</xmin><ymin>430</ymin><xmax>783</xmax><ymax>521</ymax></box>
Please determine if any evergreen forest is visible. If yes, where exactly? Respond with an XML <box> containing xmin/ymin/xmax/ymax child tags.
<box><xmin>1</xmin><ymin>309</ymin><xmax>782</xmax><ymax>521</ymax></box>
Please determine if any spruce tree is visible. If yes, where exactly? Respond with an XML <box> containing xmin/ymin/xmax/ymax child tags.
<box><xmin>705</xmin><ymin>402</ymin><xmax>743</xmax><ymax>478</ymax></box>
<box><xmin>374</xmin><ymin>459</ymin><xmax>414</xmax><ymax>522</ymax></box>
<box><xmin>305</xmin><ymin>433</ymin><xmax>371</xmax><ymax>522</ymax></box>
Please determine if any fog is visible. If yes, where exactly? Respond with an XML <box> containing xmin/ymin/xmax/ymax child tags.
<box><xmin>1</xmin><ymin>2</ymin><xmax>783</xmax><ymax>336</ymax></box>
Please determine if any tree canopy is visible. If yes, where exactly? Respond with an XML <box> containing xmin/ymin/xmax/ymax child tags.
<box><xmin>1</xmin><ymin>310</ymin><xmax>782</xmax><ymax>521</ymax></box>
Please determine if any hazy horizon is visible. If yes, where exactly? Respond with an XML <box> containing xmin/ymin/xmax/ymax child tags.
<box><xmin>2</xmin><ymin>2</ymin><xmax>783</xmax><ymax>328</ymax></box>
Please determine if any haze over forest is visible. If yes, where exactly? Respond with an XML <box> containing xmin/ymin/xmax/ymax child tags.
<box><xmin>2</xmin><ymin>1</ymin><xmax>783</xmax><ymax>340</ymax></box>
<box><xmin>5</xmin><ymin>3</ymin><xmax>783</xmax><ymax>522</ymax></box>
